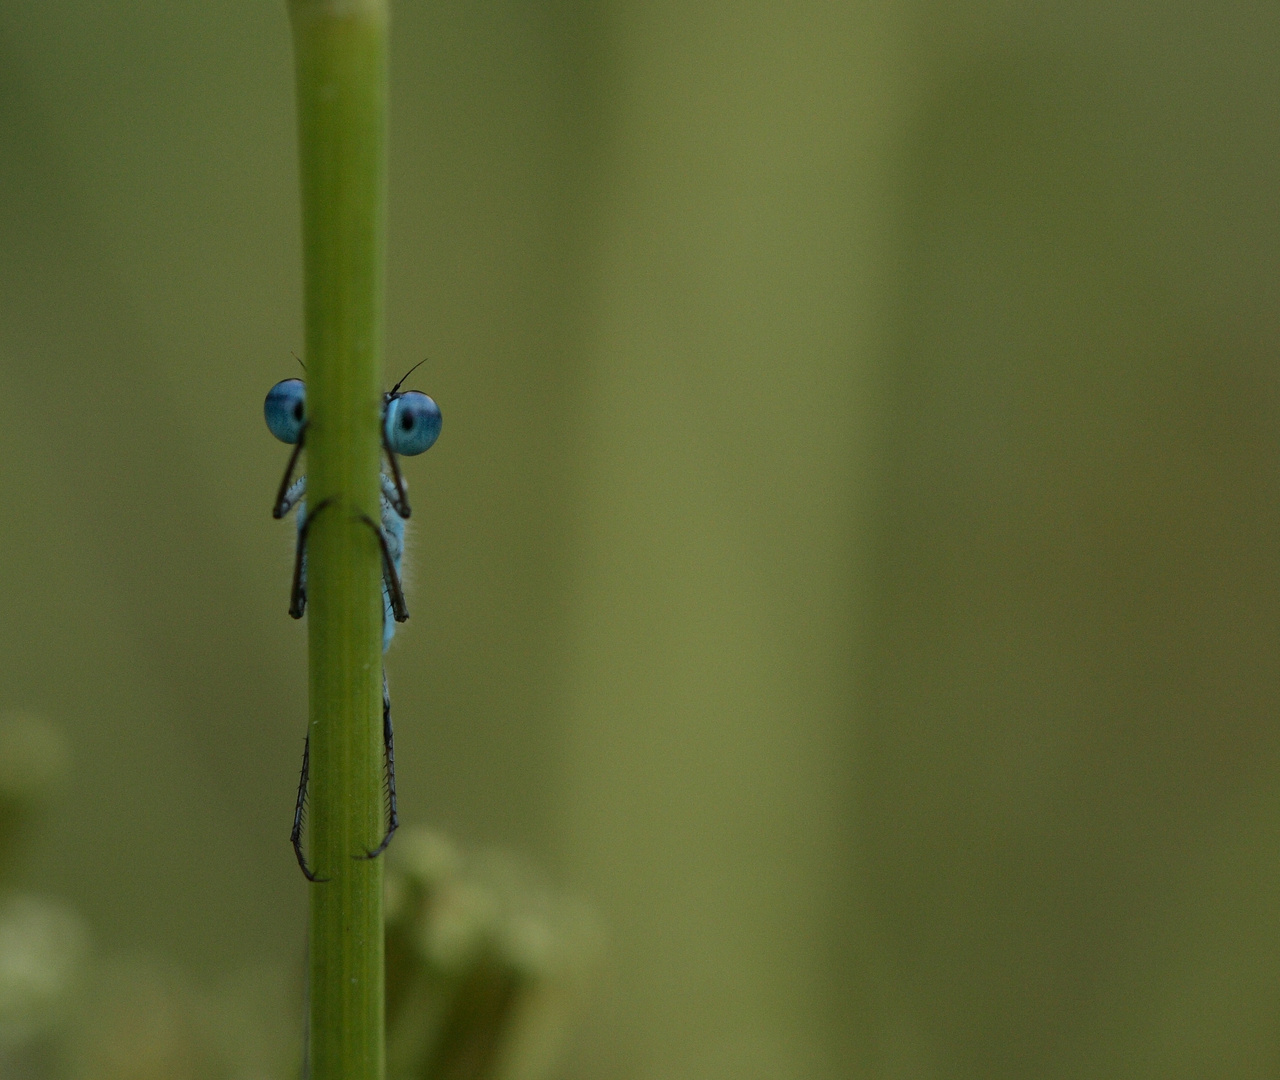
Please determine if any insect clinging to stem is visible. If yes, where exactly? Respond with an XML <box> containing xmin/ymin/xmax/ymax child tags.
<box><xmin>264</xmin><ymin>360</ymin><xmax>442</xmax><ymax>881</ymax></box>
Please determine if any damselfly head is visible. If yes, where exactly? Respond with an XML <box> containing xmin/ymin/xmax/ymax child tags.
<box><xmin>265</xmin><ymin>378</ymin><xmax>306</xmax><ymax>444</ymax></box>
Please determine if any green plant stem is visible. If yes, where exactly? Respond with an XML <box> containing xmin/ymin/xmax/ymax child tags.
<box><xmin>288</xmin><ymin>2</ymin><xmax>388</xmax><ymax>1078</ymax></box>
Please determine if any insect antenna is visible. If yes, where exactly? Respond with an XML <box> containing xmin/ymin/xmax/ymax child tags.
<box><xmin>389</xmin><ymin>357</ymin><xmax>428</xmax><ymax>396</ymax></box>
<box><xmin>292</xmin><ymin>351</ymin><xmax>307</xmax><ymax>373</ymax></box>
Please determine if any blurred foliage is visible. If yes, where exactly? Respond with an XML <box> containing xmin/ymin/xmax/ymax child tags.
<box><xmin>0</xmin><ymin>711</ymin><xmax>591</xmax><ymax>1079</ymax></box>
<box><xmin>0</xmin><ymin>892</ymin><xmax>87</xmax><ymax>1080</ymax></box>
<box><xmin>0</xmin><ymin>714</ymin><xmax>70</xmax><ymax>881</ymax></box>
<box><xmin>0</xmin><ymin>712</ymin><xmax>86</xmax><ymax>1080</ymax></box>
<box><xmin>384</xmin><ymin>829</ymin><xmax>600</xmax><ymax>1080</ymax></box>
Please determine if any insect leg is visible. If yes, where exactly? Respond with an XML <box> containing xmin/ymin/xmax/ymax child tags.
<box><xmin>290</xmin><ymin>496</ymin><xmax>336</xmax><ymax>619</ymax></box>
<box><xmin>278</xmin><ymin>476</ymin><xmax>306</xmax><ymax>518</ymax></box>
<box><xmin>358</xmin><ymin>670</ymin><xmax>399</xmax><ymax>860</ymax></box>
<box><xmin>357</xmin><ymin>513</ymin><xmax>409</xmax><ymax>622</ymax></box>
<box><xmin>382</xmin><ymin>434</ymin><xmax>411</xmax><ymax>519</ymax></box>
<box><xmin>291</xmin><ymin>733</ymin><xmax>328</xmax><ymax>883</ymax></box>
<box><xmin>272</xmin><ymin>425</ymin><xmax>307</xmax><ymax>519</ymax></box>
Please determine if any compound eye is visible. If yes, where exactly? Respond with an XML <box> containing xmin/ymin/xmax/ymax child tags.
<box><xmin>384</xmin><ymin>391</ymin><xmax>441</xmax><ymax>456</ymax></box>
<box><xmin>265</xmin><ymin>379</ymin><xmax>306</xmax><ymax>444</ymax></box>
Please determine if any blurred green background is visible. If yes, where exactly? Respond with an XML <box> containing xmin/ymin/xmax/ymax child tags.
<box><xmin>0</xmin><ymin>0</ymin><xmax>1278</xmax><ymax>1076</ymax></box>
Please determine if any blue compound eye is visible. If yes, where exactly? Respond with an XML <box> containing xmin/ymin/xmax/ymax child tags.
<box><xmin>384</xmin><ymin>391</ymin><xmax>441</xmax><ymax>456</ymax></box>
<box><xmin>265</xmin><ymin>378</ymin><xmax>307</xmax><ymax>444</ymax></box>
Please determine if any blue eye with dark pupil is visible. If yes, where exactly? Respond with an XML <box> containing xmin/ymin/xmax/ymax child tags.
<box><xmin>384</xmin><ymin>391</ymin><xmax>441</xmax><ymax>456</ymax></box>
<box><xmin>265</xmin><ymin>378</ymin><xmax>307</xmax><ymax>444</ymax></box>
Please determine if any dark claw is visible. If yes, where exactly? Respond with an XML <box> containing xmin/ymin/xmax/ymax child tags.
<box><xmin>356</xmin><ymin>672</ymin><xmax>398</xmax><ymax>860</ymax></box>
<box><xmin>289</xmin><ymin>496</ymin><xmax>336</xmax><ymax>619</ymax></box>
<box><xmin>356</xmin><ymin>513</ymin><xmax>409</xmax><ymax>622</ymax></box>
<box><xmin>291</xmin><ymin>733</ymin><xmax>329</xmax><ymax>883</ymax></box>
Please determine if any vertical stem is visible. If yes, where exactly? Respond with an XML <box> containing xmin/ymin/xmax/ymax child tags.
<box><xmin>288</xmin><ymin>2</ymin><xmax>388</xmax><ymax>1079</ymax></box>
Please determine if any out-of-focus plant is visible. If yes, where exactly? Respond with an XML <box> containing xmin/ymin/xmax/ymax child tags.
<box><xmin>0</xmin><ymin>713</ymin><xmax>595</xmax><ymax>1079</ymax></box>
<box><xmin>0</xmin><ymin>893</ymin><xmax>87</xmax><ymax>1080</ymax></box>
<box><xmin>384</xmin><ymin>828</ymin><xmax>600</xmax><ymax>1080</ymax></box>
<box><xmin>68</xmin><ymin>956</ymin><xmax>299</xmax><ymax>1080</ymax></box>
<box><xmin>0</xmin><ymin>712</ymin><xmax>71</xmax><ymax>878</ymax></box>
<box><xmin>0</xmin><ymin>712</ymin><xmax>87</xmax><ymax>1080</ymax></box>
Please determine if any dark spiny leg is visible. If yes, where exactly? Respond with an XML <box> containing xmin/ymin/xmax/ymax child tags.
<box><xmin>291</xmin><ymin>733</ymin><xmax>328</xmax><ymax>882</ymax></box>
<box><xmin>359</xmin><ymin>670</ymin><xmax>399</xmax><ymax>860</ymax></box>
<box><xmin>290</xmin><ymin>496</ymin><xmax>335</xmax><ymax>619</ymax></box>
<box><xmin>382</xmin><ymin>435</ymin><xmax>411</xmax><ymax>518</ymax></box>
<box><xmin>357</xmin><ymin>513</ymin><xmax>409</xmax><ymax>622</ymax></box>
<box><xmin>273</xmin><ymin>424</ymin><xmax>307</xmax><ymax>519</ymax></box>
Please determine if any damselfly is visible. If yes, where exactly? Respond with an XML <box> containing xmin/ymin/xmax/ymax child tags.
<box><xmin>264</xmin><ymin>362</ymin><xmax>442</xmax><ymax>881</ymax></box>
